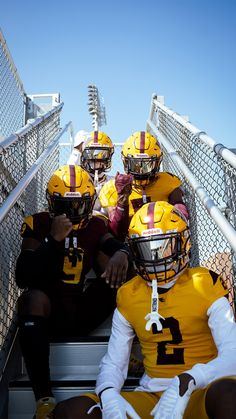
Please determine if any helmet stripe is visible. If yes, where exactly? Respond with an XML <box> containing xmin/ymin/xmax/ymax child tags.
<box><xmin>140</xmin><ymin>131</ymin><xmax>145</xmax><ymax>153</ymax></box>
<box><xmin>147</xmin><ymin>202</ymin><xmax>155</xmax><ymax>229</ymax></box>
<box><xmin>94</xmin><ymin>131</ymin><xmax>98</xmax><ymax>143</ymax></box>
<box><xmin>69</xmin><ymin>165</ymin><xmax>76</xmax><ymax>192</ymax></box>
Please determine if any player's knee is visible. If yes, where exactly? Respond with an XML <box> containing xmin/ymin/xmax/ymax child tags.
<box><xmin>53</xmin><ymin>396</ymin><xmax>98</xmax><ymax>419</ymax></box>
<box><xmin>206</xmin><ymin>378</ymin><xmax>236</xmax><ymax>416</ymax></box>
<box><xmin>18</xmin><ymin>289</ymin><xmax>50</xmax><ymax>317</ymax></box>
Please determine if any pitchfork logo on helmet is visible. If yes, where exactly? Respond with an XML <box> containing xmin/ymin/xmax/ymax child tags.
<box><xmin>122</xmin><ymin>131</ymin><xmax>163</xmax><ymax>186</ymax></box>
<box><xmin>46</xmin><ymin>165</ymin><xmax>96</xmax><ymax>227</ymax></box>
<box><xmin>128</xmin><ymin>201</ymin><xmax>191</xmax><ymax>285</ymax></box>
<box><xmin>81</xmin><ymin>131</ymin><xmax>114</xmax><ymax>174</ymax></box>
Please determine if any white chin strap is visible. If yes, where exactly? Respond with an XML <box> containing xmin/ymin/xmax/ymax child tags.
<box><xmin>94</xmin><ymin>169</ymin><xmax>99</xmax><ymax>186</ymax></box>
<box><xmin>145</xmin><ymin>279</ymin><xmax>165</xmax><ymax>332</ymax></box>
<box><xmin>158</xmin><ymin>278</ymin><xmax>177</xmax><ymax>289</ymax></box>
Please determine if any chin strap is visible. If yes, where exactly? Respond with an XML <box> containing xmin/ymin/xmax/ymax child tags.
<box><xmin>145</xmin><ymin>279</ymin><xmax>165</xmax><ymax>332</ymax></box>
<box><xmin>94</xmin><ymin>169</ymin><xmax>99</xmax><ymax>187</ymax></box>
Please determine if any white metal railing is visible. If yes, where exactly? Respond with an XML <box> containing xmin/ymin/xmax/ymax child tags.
<box><xmin>0</xmin><ymin>121</ymin><xmax>72</xmax><ymax>223</ymax></box>
<box><xmin>147</xmin><ymin>94</ymin><xmax>236</xmax><ymax>305</ymax></box>
<box><xmin>0</xmin><ymin>103</ymin><xmax>64</xmax><ymax>151</ymax></box>
<box><xmin>148</xmin><ymin>120</ymin><xmax>236</xmax><ymax>254</ymax></box>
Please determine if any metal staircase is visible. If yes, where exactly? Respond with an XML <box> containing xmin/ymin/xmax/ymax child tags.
<box><xmin>8</xmin><ymin>318</ymin><xmax>141</xmax><ymax>419</ymax></box>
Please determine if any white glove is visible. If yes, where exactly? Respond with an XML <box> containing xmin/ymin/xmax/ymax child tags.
<box><xmin>151</xmin><ymin>375</ymin><xmax>196</xmax><ymax>419</ymax></box>
<box><xmin>101</xmin><ymin>388</ymin><xmax>141</xmax><ymax>419</ymax></box>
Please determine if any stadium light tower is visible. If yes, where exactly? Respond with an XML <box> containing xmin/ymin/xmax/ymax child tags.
<box><xmin>87</xmin><ymin>84</ymin><xmax>107</xmax><ymax>131</ymax></box>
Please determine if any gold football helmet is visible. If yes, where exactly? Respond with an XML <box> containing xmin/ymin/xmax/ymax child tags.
<box><xmin>122</xmin><ymin>131</ymin><xmax>163</xmax><ymax>186</ymax></box>
<box><xmin>128</xmin><ymin>201</ymin><xmax>190</xmax><ymax>285</ymax></box>
<box><xmin>47</xmin><ymin>165</ymin><xmax>96</xmax><ymax>226</ymax></box>
<box><xmin>81</xmin><ymin>131</ymin><xmax>114</xmax><ymax>174</ymax></box>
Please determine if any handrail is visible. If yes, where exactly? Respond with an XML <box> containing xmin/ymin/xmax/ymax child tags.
<box><xmin>152</xmin><ymin>97</ymin><xmax>236</xmax><ymax>169</ymax></box>
<box><xmin>0</xmin><ymin>121</ymin><xmax>72</xmax><ymax>223</ymax></box>
<box><xmin>0</xmin><ymin>102</ymin><xmax>64</xmax><ymax>152</ymax></box>
<box><xmin>147</xmin><ymin>119</ymin><xmax>236</xmax><ymax>253</ymax></box>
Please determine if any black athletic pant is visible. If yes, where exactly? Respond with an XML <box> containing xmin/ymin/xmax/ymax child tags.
<box><xmin>18</xmin><ymin>279</ymin><xmax>116</xmax><ymax>400</ymax></box>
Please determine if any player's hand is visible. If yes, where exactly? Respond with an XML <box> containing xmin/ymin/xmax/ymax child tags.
<box><xmin>101</xmin><ymin>250</ymin><xmax>129</xmax><ymax>288</ymax></box>
<box><xmin>151</xmin><ymin>374</ymin><xmax>196</xmax><ymax>419</ymax></box>
<box><xmin>115</xmin><ymin>172</ymin><xmax>133</xmax><ymax>205</ymax></box>
<box><xmin>101</xmin><ymin>388</ymin><xmax>140</xmax><ymax>419</ymax></box>
<box><xmin>50</xmin><ymin>214</ymin><xmax>73</xmax><ymax>241</ymax></box>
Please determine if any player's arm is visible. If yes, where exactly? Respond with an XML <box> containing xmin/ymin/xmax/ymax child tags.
<box><xmin>99</xmin><ymin>232</ymin><xmax>131</xmax><ymax>288</ymax></box>
<box><xmin>96</xmin><ymin>308</ymin><xmax>135</xmax><ymax>393</ymax></box>
<box><xmin>15</xmin><ymin>215</ymin><xmax>73</xmax><ymax>289</ymax></box>
<box><xmin>168</xmin><ymin>186</ymin><xmax>189</xmax><ymax>220</ymax></box>
<box><xmin>151</xmin><ymin>280</ymin><xmax>236</xmax><ymax>418</ymax></box>
<box><xmin>185</xmin><ymin>296</ymin><xmax>236</xmax><ymax>388</ymax></box>
<box><xmin>153</xmin><ymin>295</ymin><xmax>236</xmax><ymax>418</ymax></box>
<box><xmin>99</xmin><ymin>172</ymin><xmax>133</xmax><ymax>241</ymax></box>
<box><xmin>67</xmin><ymin>149</ymin><xmax>80</xmax><ymax>165</ymax></box>
<box><xmin>94</xmin><ymin>309</ymin><xmax>140</xmax><ymax>418</ymax></box>
<box><xmin>107</xmin><ymin>204</ymin><xmax>130</xmax><ymax>241</ymax></box>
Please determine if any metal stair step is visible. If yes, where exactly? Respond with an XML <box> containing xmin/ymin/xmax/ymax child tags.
<box><xmin>8</xmin><ymin>317</ymin><xmax>143</xmax><ymax>419</ymax></box>
<box><xmin>8</xmin><ymin>378</ymin><xmax>139</xmax><ymax>419</ymax></box>
<box><xmin>20</xmin><ymin>338</ymin><xmax>142</xmax><ymax>377</ymax></box>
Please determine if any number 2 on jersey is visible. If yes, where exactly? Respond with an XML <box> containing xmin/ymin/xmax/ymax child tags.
<box><xmin>156</xmin><ymin>316</ymin><xmax>184</xmax><ymax>365</ymax></box>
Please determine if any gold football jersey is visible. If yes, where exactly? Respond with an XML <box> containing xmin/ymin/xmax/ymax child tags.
<box><xmin>117</xmin><ymin>267</ymin><xmax>228</xmax><ymax>379</ymax></box>
<box><xmin>99</xmin><ymin>172</ymin><xmax>181</xmax><ymax>217</ymax></box>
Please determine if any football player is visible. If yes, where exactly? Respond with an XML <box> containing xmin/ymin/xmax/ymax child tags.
<box><xmin>81</xmin><ymin>131</ymin><xmax>133</xmax><ymax>243</ymax></box>
<box><xmin>15</xmin><ymin>165</ymin><xmax>131</xmax><ymax>419</ymax></box>
<box><xmin>53</xmin><ymin>201</ymin><xmax>236</xmax><ymax>419</ymax></box>
<box><xmin>80</xmin><ymin>130</ymin><xmax>114</xmax><ymax>196</ymax></box>
<box><xmin>99</xmin><ymin>131</ymin><xmax>189</xmax><ymax>241</ymax></box>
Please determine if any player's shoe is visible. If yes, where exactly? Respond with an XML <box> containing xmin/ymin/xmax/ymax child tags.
<box><xmin>33</xmin><ymin>397</ymin><xmax>56</xmax><ymax>419</ymax></box>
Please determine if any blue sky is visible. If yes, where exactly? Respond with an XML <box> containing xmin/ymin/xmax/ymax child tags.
<box><xmin>1</xmin><ymin>0</ymin><xmax>236</xmax><ymax>148</ymax></box>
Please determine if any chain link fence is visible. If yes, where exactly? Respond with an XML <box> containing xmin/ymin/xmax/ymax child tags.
<box><xmin>0</xmin><ymin>104</ymin><xmax>65</xmax><ymax>376</ymax></box>
<box><xmin>0</xmin><ymin>30</ymin><xmax>26</xmax><ymax>139</ymax></box>
<box><xmin>147</xmin><ymin>95</ymin><xmax>236</xmax><ymax>306</ymax></box>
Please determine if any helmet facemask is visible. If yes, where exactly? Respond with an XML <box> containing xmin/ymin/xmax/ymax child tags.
<box><xmin>122</xmin><ymin>154</ymin><xmax>162</xmax><ymax>186</ymax></box>
<box><xmin>47</xmin><ymin>192</ymin><xmax>96</xmax><ymax>227</ymax></box>
<box><xmin>122</xmin><ymin>131</ymin><xmax>163</xmax><ymax>187</ymax></box>
<box><xmin>129</xmin><ymin>230</ymin><xmax>190</xmax><ymax>285</ymax></box>
<box><xmin>81</xmin><ymin>146</ymin><xmax>113</xmax><ymax>175</ymax></box>
<box><xmin>46</xmin><ymin>165</ymin><xmax>97</xmax><ymax>228</ymax></box>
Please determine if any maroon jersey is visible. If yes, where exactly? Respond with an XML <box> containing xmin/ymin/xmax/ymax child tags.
<box><xmin>21</xmin><ymin>212</ymin><xmax>108</xmax><ymax>287</ymax></box>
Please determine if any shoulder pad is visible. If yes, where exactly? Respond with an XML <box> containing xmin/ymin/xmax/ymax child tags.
<box><xmin>99</xmin><ymin>179</ymin><xmax>118</xmax><ymax>208</ymax></box>
<box><xmin>21</xmin><ymin>215</ymin><xmax>34</xmax><ymax>236</ymax></box>
<box><xmin>165</xmin><ymin>171</ymin><xmax>178</xmax><ymax>178</ymax></box>
<box><xmin>191</xmin><ymin>267</ymin><xmax>229</xmax><ymax>301</ymax></box>
<box><xmin>161</xmin><ymin>172</ymin><xmax>182</xmax><ymax>186</ymax></box>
